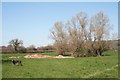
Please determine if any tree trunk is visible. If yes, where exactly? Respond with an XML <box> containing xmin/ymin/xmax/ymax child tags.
<box><xmin>98</xmin><ymin>48</ymin><xmax>102</xmax><ymax>56</ymax></box>
<box><xmin>59</xmin><ymin>51</ymin><xmax>64</xmax><ymax>56</ymax></box>
<box><xmin>15</xmin><ymin>47</ymin><xmax>18</xmax><ymax>52</ymax></box>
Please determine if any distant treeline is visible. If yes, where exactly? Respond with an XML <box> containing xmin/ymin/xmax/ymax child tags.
<box><xmin>0</xmin><ymin>45</ymin><xmax>55</xmax><ymax>53</ymax></box>
<box><xmin>0</xmin><ymin>40</ymin><xmax>119</xmax><ymax>54</ymax></box>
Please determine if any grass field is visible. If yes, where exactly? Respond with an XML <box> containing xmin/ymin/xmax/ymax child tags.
<box><xmin>2</xmin><ymin>51</ymin><xmax>118</xmax><ymax>78</ymax></box>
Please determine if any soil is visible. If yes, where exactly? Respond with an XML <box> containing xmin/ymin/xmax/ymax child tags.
<box><xmin>24</xmin><ymin>54</ymin><xmax>74</xmax><ymax>58</ymax></box>
<box><xmin>9</xmin><ymin>56</ymin><xmax>20</xmax><ymax>58</ymax></box>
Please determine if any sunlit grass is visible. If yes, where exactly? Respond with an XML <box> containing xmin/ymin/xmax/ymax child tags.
<box><xmin>2</xmin><ymin>50</ymin><xmax>118</xmax><ymax>78</ymax></box>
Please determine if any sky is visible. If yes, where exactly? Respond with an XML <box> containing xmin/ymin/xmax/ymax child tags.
<box><xmin>1</xmin><ymin>0</ymin><xmax>119</xmax><ymax>2</ymax></box>
<box><xmin>2</xmin><ymin>2</ymin><xmax>118</xmax><ymax>47</ymax></box>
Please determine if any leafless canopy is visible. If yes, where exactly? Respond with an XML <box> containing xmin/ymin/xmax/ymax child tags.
<box><xmin>50</xmin><ymin>11</ymin><xmax>115</xmax><ymax>57</ymax></box>
<box><xmin>9</xmin><ymin>38</ymin><xmax>23</xmax><ymax>53</ymax></box>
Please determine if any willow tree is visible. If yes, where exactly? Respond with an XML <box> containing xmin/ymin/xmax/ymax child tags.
<box><xmin>90</xmin><ymin>12</ymin><xmax>111</xmax><ymax>56</ymax></box>
<box><xmin>66</xmin><ymin>12</ymin><xmax>88</xmax><ymax>57</ymax></box>
<box><xmin>50</xmin><ymin>22</ymin><xmax>67</xmax><ymax>55</ymax></box>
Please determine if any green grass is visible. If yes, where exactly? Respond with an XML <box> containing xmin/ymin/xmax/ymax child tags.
<box><xmin>2</xmin><ymin>50</ymin><xmax>118</xmax><ymax>78</ymax></box>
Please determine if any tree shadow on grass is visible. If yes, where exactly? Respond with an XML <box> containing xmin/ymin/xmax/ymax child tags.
<box><xmin>63</xmin><ymin>54</ymin><xmax>71</xmax><ymax>56</ymax></box>
<box><xmin>2</xmin><ymin>59</ymin><xmax>12</xmax><ymax>64</ymax></box>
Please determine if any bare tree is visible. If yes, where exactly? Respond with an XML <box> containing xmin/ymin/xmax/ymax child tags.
<box><xmin>9</xmin><ymin>38</ymin><xmax>23</xmax><ymax>53</ymax></box>
<box><xmin>19</xmin><ymin>46</ymin><xmax>26</xmax><ymax>53</ymax></box>
<box><xmin>66</xmin><ymin>12</ymin><xmax>88</xmax><ymax>57</ymax></box>
<box><xmin>90</xmin><ymin>11</ymin><xmax>111</xmax><ymax>56</ymax></box>
<box><xmin>50</xmin><ymin>11</ymin><xmax>113</xmax><ymax>57</ymax></box>
<box><xmin>26</xmin><ymin>45</ymin><xmax>37</xmax><ymax>53</ymax></box>
<box><xmin>50</xmin><ymin>21</ymin><xmax>67</xmax><ymax>55</ymax></box>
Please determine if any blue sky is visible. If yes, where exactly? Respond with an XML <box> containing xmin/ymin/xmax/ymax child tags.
<box><xmin>2</xmin><ymin>2</ymin><xmax>118</xmax><ymax>47</ymax></box>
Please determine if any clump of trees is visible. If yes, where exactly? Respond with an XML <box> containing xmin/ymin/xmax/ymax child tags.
<box><xmin>1</xmin><ymin>12</ymin><xmax>118</xmax><ymax>55</ymax></box>
<box><xmin>50</xmin><ymin>11</ymin><xmax>117</xmax><ymax>57</ymax></box>
<box><xmin>1</xmin><ymin>39</ymin><xmax>55</xmax><ymax>53</ymax></box>
<box><xmin>37</xmin><ymin>45</ymin><xmax>55</xmax><ymax>52</ymax></box>
<box><xmin>26</xmin><ymin>45</ymin><xmax>37</xmax><ymax>53</ymax></box>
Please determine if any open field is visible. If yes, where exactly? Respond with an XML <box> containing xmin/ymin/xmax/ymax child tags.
<box><xmin>2</xmin><ymin>51</ymin><xmax>118</xmax><ymax>78</ymax></box>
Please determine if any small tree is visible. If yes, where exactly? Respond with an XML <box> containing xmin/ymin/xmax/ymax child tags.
<box><xmin>9</xmin><ymin>38</ymin><xmax>23</xmax><ymax>53</ymax></box>
<box><xmin>26</xmin><ymin>45</ymin><xmax>37</xmax><ymax>53</ymax></box>
<box><xmin>19</xmin><ymin>46</ymin><xmax>26</xmax><ymax>53</ymax></box>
